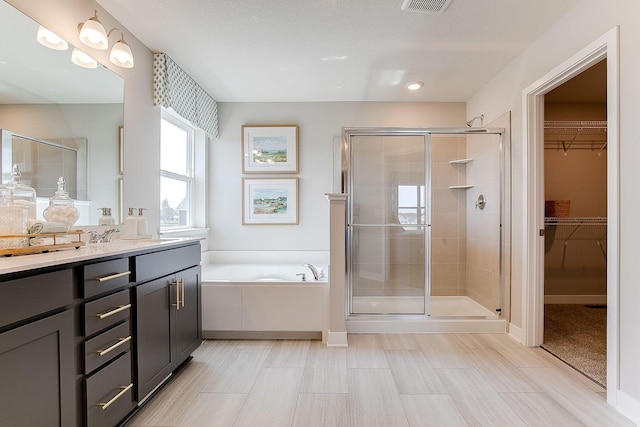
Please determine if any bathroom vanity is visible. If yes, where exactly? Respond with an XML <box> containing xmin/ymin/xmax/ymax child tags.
<box><xmin>0</xmin><ymin>239</ymin><xmax>202</xmax><ymax>427</ymax></box>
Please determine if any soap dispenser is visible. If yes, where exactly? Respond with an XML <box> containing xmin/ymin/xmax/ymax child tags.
<box><xmin>137</xmin><ymin>208</ymin><xmax>148</xmax><ymax>236</ymax></box>
<box><xmin>124</xmin><ymin>207</ymin><xmax>138</xmax><ymax>237</ymax></box>
<box><xmin>98</xmin><ymin>207</ymin><xmax>115</xmax><ymax>226</ymax></box>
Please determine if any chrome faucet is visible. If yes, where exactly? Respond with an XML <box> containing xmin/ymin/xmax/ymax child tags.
<box><xmin>302</xmin><ymin>263</ymin><xmax>320</xmax><ymax>280</ymax></box>
<box><xmin>88</xmin><ymin>228</ymin><xmax>119</xmax><ymax>243</ymax></box>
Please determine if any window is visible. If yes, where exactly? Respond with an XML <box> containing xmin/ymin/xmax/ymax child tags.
<box><xmin>160</xmin><ymin>112</ymin><xmax>194</xmax><ymax>229</ymax></box>
<box><xmin>397</xmin><ymin>184</ymin><xmax>426</xmax><ymax>230</ymax></box>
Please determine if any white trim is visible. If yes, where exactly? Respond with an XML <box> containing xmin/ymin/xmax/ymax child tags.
<box><xmin>508</xmin><ymin>323</ymin><xmax>524</xmax><ymax>344</ymax></box>
<box><xmin>544</xmin><ymin>295</ymin><xmax>607</xmax><ymax>305</ymax></box>
<box><xmin>615</xmin><ymin>390</ymin><xmax>640</xmax><ymax>426</ymax></box>
<box><xmin>326</xmin><ymin>330</ymin><xmax>349</xmax><ymax>347</ymax></box>
<box><xmin>521</xmin><ymin>27</ymin><xmax>620</xmax><ymax>406</ymax></box>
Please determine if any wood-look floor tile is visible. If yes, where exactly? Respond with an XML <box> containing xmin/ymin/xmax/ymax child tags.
<box><xmin>498</xmin><ymin>347</ymin><xmax>555</xmax><ymax>368</ymax></box>
<box><xmin>192</xmin><ymin>340</ymin><xmax>237</xmax><ymax>367</ymax></box>
<box><xmin>174</xmin><ymin>393</ymin><xmax>246</xmax><ymax>427</ymax></box>
<box><xmin>300</xmin><ymin>342</ymin><xmax>348</xmax><ymax>393</ymax></box>
<box><xmin>380</xmin><ymin>334</ymin><xmax>419</xmax><ymax>350</ymax></box>
<box><xmin>466</xmin><ymin>348</ymin><xmax>539</xmax><ymax>393</ymax></box>
<box><xmin>128</xmin><ymin>364</ymin><xmax>212</xmax><ymax>426</ymax></box>
<box><xmin>348</xmin><ymin>369</ymin><xmax>409</xmax><ymax>427</ymax></box>
<box><xmin>499</xmin><ymin>392</ymin><xmax>584</xmax><ymax>426</ymax></box>
<box><xmin>413</xmin><ymin>334</ymin><xmax>472</xmax><ymax>368</ymax></box>
<box><xmin>400</xmin><ymin>395</ymin><xmax>469</xmax><ymax>427</ymax></box>
<box><xmin>264</xmin><ymin>340</ymin><xmax>310</xmax><ymax>368</ymax></box>
<box><xmin>436</xmin><ymin>368</ymin><xmax>527</xmax><ymax>426</ymax></box>
<box><xmin>201</xmin><ymin>348</ymin><xmax>270</xmax><ymax>393</ymax></box>
<box><xmin>519</xmin><ymin>368</ymin><xmax>635</xmax><ymax>426</ymax></box>
<box><xmin>385</xmin><ymin>350</ymin><xmax>447</xmax><ymax>395</ymax></box>
<box><xmin>347</xmin><ymin>334</ymin><xmax>388</xmax><ymax>368</ymax></box>
<box><xmin>233</xmin><ymin>368</ymin><xmax>303</xmax><ymax>427</ymax></box>
<box><xmin>292</xmin><ymin>393</ymin><xmax>350</xmax><ymax>427</ymax></box>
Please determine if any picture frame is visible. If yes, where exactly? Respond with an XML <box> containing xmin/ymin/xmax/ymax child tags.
<box><xmin>242</xmin><ymin>124</ymin><xmax>298</xmax><ymax>173</ymax></box>
<box><xmin>242</xmin><ymin>178</ymin><xmax>298</xmax><ymax>225</ymax></box>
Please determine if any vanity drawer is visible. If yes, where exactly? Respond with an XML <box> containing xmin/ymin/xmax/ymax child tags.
<box><xmin>84</xmin><ymin>321</ymin><xmax>131</xmax><ymax>374</ymax></box>
<box><xmin>83</xmin><ymin>258</ymin><xmax>131</xmax><ymax>298</ymax></box>
<box><xmin>0</xmin><ymin>269</ymin><xmax>73</xmax><ymax>329</ymax></box>
<box><xmin>135</xmin><ymin>244</ymin><xmax>200</xmax><ymax>283</ymax></box>
<box><xmin>84</xmin><ymin>290</ymin><xmax>130</xmax><ymax>336</ymax></box>
<box><xmin>85</xmin><ymin>352</ymin><xmax>134</xmax><ymax>427</ymax></box>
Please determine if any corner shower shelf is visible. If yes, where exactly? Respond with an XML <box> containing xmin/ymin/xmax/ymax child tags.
<box><xmin>448</xmin><ymin>158</ymin><xmax>474</xmax><ymax>164</ymax></box>
<box><xmin>449</xmin><ymin>185</ymin><xmax>474</xmax><ymax>189</ymax></box>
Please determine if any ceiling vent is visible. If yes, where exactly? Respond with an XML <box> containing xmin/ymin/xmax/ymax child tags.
<box><xmin>401</xmin><ymin>0</ymin><xmax>454</xmax><ymax>14</ymax></box>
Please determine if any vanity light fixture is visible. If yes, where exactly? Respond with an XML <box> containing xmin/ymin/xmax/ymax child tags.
<box><xmin>78</xmin><ymin>10</ymin><xmax>108</xmax><ymax>50</ymax></box>
<box><xmin>36</xmin><ymin>25</ymin><xmax>68</xmax><ymax>50</ymax></box>
<box><xmin>107</xmin><ymin>29</ymin><xmax>134</xmax><ymax>69</ymax></box>
<box><xmin>71</xmin><ymin>48</ymin><xmax>97</xmax><ymax>69</ymax></box>
<box><xmin>78</xmin><ymin>11</ymin><xmax>135</xmax><ymax>68</ymax></box>
<box><xmin>406</xmin><ymin>81</ymin><xmax>424</xmax><ymax>91</ymax></box>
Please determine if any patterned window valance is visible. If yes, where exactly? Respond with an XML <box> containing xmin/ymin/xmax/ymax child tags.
<box><xmin>153</xmin><ymin>53</ymin><xmax>218</xmax><ymax>139</ymax></box>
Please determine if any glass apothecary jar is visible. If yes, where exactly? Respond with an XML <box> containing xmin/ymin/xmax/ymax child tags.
<box><xmin>43</xmin><ymin>177</ymin><xmax>79</xmax><ymax>228</ymax></box>
<box><xmin>0</xmin><ymin>187</ymin><xmax>29</xmax><ymax>249</ymax></box>
<box><xmin>4</xmin><ymin>164</ymin><xmax>37</xmax><ymax>219</ymax></box>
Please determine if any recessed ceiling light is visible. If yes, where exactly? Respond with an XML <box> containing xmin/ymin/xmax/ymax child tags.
<box><xmin>406</xmin><ymin>81</ymin><xmax>424</xmax><ymax>91</ymax></box>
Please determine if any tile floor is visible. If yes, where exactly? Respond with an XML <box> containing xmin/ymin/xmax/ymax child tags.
<box><xmin>125</xmin><ymin>333</ymin><xmax>634</xmax><ymax>427</ymax></box>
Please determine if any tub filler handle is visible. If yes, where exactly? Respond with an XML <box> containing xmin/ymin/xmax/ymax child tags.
<box><xmin>296</xmin><ymin>273</ymin><xmax>307</xmax><ymax>281</ymax></box>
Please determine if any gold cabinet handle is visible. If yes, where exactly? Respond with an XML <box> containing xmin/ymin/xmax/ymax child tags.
<box><xmin>181</xmin><ymin>278</ymin><xmax>185</xmax><ymax>308</ymax></box>
<box><xmin>95</xmin><ymin>271</ymin><xmax>131</xmax><ymax>282</ymax></box>
<box><xmin>98</xmin><ymin>383</ymin><xmax>133</xmax><ymax>410</ymax></box>
<box><xmin>96</xmin><ymin>336</ymin><xmax>132</xmax><ymax>357</ymax></box>
<box><xmin>171</xmin><ymin>280</ymin><xmax>180</xmax><ymax>310</ymax></box>
<box><xmin>96</xmin><ymin>304</ymin><xmax>131</xmax><ymax>320</ymax></box>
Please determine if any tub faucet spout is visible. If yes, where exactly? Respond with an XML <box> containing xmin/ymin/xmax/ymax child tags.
<box><xmin>302</xmin><ymin>263</ymin><xmax>320</xmax><ymax>280</ymax></box>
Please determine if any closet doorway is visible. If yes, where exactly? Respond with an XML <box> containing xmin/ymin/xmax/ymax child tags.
<box><xmin>541</xmin><ymin>59</ymin><xmax>608</xmax><ymax>387</ymax></box>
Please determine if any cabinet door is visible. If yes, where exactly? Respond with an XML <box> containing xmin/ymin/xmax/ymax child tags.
<box><xmin>134</xmin><ymin>276</ymin><xmax>176</xmax><ymax>401</ymax></box>
<box><xmin>174</xmin><ymin>266</ymin><xmax>202</xmax><ymax>365</ymax></box>
<box><xmin>0</xmin><ymin>310</ymin><xmax>75</xmax><ymax>427</ymax></box>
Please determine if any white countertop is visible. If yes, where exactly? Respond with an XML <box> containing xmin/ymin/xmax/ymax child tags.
<box><xmin>0</xmin><ymin>238</ymin><xmax>200</xmax><ymax>276</ymax></box>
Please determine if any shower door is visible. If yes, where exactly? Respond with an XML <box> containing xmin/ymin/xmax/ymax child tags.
<box><xmin>346</xmin><ymin>131</ymin><xmax>431</xmax><ymax>315</ymax></box>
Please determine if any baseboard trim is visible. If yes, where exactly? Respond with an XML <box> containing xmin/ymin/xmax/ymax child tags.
<box><xmin>544</xmin><ymin>295</ymin><xmax>607</xmax><ymax>305</ymax></box>
<box><xmin>508</xmin><ymin>323</ymin><xmax>524</xmax><ymax>344</ymax></box>
<box><xmin>615</xmin><ymin>389</ymin><xmax>640</xmax><ymax>425</ymax></box>
<box><xmin>327</xmin><ymin>330</ymin><xmax>349</xmax><ymax>347</ymax></box>
<box><xmin>202</xmin><ymin>331</ymin><xmax>322</xmax><ymax>340</ymax></box>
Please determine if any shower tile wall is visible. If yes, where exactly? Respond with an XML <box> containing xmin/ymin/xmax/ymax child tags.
<box><xmin>430</xmin><ymin>136</ymin><xmax>467</xmax><ymax>296</ymax></box>
<box><xmin>465</xmin><ymin>135</ymin><xmax>501</xmax><ymax>311</ymax></box>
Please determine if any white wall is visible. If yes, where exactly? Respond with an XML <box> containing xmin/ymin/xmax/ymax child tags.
<box><xmin>467</xmin><ymin>0</ymin><xmax>640</xmax><ymax>407</ymax></box>
<box><xmin>211</xmin><ymin>102</ymin><xmax>465</xmax><ymax>251</ymax></box>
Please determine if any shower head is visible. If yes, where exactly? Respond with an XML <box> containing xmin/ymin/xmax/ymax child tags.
<box><xmin>466</xmin><ymin>114</ymin><xmax>484</xmax><ymax>127</ymax></box>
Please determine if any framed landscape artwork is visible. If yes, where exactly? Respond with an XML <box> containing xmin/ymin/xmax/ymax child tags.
<box><xmin>242</xmin><ymin>124</ymin><xmax>298</xmax><ymax>173</ymax></box>
<box><xmin>242</xmin><ymin>178</ymin><xmax>298</xmax><ymax>225</ymax></box>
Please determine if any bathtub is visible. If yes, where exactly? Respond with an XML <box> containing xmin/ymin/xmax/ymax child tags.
<box><xmin>201</xmin><ymin>263</ymin><xmax>329</xmax><ymax>340</ymax></box>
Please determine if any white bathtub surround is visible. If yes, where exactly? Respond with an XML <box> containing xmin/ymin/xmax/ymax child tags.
<box><xmin>203</xmin><ymin>250</ymin><xmax>329</xmax><ymax>266</ymax></box>
<box><xmin>201</xmin><ymin>263</ymin><xmax>329</xmax><ymax>341</ymax></box>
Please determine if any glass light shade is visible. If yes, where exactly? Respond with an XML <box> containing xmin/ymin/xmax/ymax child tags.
<box><xmin>78</xmin><ymin>17</ymin><xmax>108</xmax><ymax>50</ymax></box>
<box><xmin>109</xmin><ymin>39</ymin><xmax>134</xmax><ymax>68</ymax></box>
<box><xmin>36</xmin><ymin>25</ymin><xmax>68</xmax><ymax>50</ymax></box>
<box><xmin>71</xmin><ymin>48</ymin><xmax>97</xmax><ymax>69</ymax></box>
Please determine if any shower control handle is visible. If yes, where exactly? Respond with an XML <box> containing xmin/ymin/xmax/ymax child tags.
<box><xmin>475</xmin><ymin>194</ymin><xmax>486</xmax><ymax>210</ymax></box>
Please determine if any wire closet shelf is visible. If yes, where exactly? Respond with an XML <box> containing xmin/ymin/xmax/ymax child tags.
<box><xmin>544</xmin><ymin>120</ymin><xmax>607</xmax><ymax>155</ymax></box>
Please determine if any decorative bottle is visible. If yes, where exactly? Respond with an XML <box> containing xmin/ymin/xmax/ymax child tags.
<box><xmin>5</xmin><ymin>164</ymin><xmax>37</xmax><ymax>219</ymax></box>
<box><xmin>43</xmin><ymin>177</ymin><xmax>79</xmax><ymax>228</ymax></box>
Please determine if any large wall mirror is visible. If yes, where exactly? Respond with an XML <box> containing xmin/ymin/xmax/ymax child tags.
<box><xmin>0</xmin><ymin>1</ymin><xmax>124</xmax><ymax>225</ymax></box>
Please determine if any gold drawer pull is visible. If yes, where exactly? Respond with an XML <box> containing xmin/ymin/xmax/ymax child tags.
<box><xmin>96</xmin><ymin>336</ymin><xmax>132</xmax><ymax>357</ymax></box>
<box><xmin>96</xmin><ymin>304</ymin><xmax>131</xmax><ymax>320</ymax></box>
<box><xmin>98</xmin><ymin>383</ymin><xmax>133</xmax><ymax>410</ymax></box>
<box><xmin>95</xmin><ymin>271</ymin><xmax>131</xmax><ymax>282</ymax></box>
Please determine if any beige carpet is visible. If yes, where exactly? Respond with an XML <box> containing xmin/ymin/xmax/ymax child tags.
<box><xmin>542</xmin><ymin>304</ymin><xmax>607</xmax><ymax>387</ymax></box>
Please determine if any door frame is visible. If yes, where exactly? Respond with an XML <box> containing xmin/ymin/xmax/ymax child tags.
<box><xmin>521</xmin><ymin>27</ymin><xmax>619</xmax><ymax>403</ymax></box>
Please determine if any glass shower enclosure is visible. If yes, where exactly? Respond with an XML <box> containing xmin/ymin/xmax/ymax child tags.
<box><xmin>343</xmin><ymin>127</ymin><xmax>506</xmax><ymax>318</ymax></box>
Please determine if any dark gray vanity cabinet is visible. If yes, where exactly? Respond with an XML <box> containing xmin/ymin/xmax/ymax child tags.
<box><xmin>0</xmin><ymin>269</ymin><xmax>76</xmax><ymax>427</ymax></box>
<box><xmin>134</xmin><ymin>260</ymin><xmax>202</xmax><ymax>401</ymax></box>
